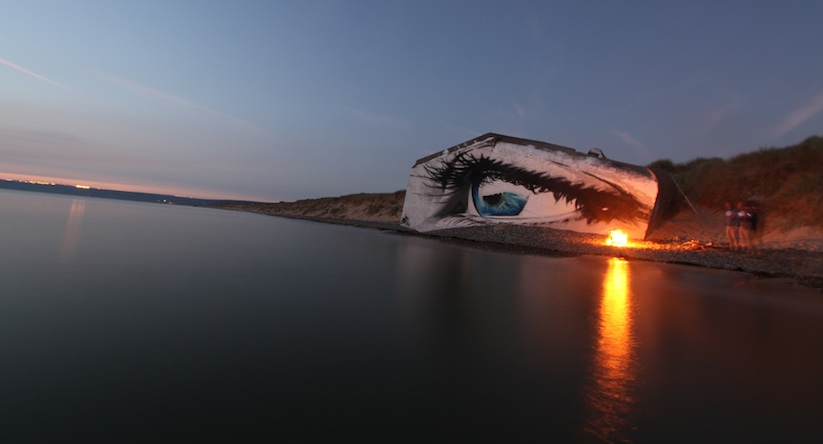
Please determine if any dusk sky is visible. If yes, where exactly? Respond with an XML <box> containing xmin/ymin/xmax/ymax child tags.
<box><xmin>2</xmin><ymin>1</ymin><xmax>822</xmax><ymax>202</ymax></box>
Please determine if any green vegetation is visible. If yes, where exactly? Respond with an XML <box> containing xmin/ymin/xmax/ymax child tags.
<box><xmin>648</xmin><ymin>135</ymin><xmax>823</xmax><ymax>229</ymax></box>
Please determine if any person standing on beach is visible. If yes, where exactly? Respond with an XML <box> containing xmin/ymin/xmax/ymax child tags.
<box><xmin>738</xmin><ymin>202</ymin><xmax>761</xmax><ymax>255</ymax></box>
<box><xmin>724</xmin><ymin>201</ymin><xmax>739</xmax><ymax>250</ymax></box>
<box><xmin>736</xmin><ymin>201</ymin><xmax>753</xmax><ymax>253</ymax></box>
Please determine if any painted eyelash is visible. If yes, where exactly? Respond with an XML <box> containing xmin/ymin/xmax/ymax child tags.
<box><xmin>424</xmin><ymin>153</ymin><xmax>649</xmax><ymax>224</ymax></box>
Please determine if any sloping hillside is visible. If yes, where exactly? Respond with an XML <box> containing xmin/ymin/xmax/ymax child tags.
<box><xmin>216</xmin><ymin>136</ymin><xmax>822</xmax><ymax>245</ymax></box>
<box><xmin>649</xmin><ymin>135</ymin><xmax>823</xmax><ymax>230</ymax></box>
<box><xmin>215</xmin><ymin>190</ymin><xmax>405</xmax><ymax>223</ymax></box>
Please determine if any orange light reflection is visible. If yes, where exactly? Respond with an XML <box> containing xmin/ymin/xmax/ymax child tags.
<box><xmin>584</xmin><ymin>257</ymin><xmax>637</xmax><ymax>442</ymax></box>
<box><xmin>59</xmin><ymin>199</ymin><xmax>86</xmax><ymax>262</ymax></box>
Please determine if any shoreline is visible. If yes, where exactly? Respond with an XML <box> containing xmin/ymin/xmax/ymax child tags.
<box><xmin>224</xmin><ymin>208</ymin><xmax>823</xmax><ymax>291</ymax></box>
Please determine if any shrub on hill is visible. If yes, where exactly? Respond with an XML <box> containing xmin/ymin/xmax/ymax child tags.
<box><xmin>649</xmin><ymin>135</ymin><xmax>823</xmax><ymax>229</ymax></box>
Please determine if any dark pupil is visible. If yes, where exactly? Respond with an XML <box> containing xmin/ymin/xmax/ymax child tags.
<box><xmin>482</xmin><ymin>193</ymin><xmax>502</xmax><ymax>206</ymax></box>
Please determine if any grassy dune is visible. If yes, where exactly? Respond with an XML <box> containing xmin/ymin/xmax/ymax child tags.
<box><xmin>215</xmin><ymin>190</ymin><xmax>406</xmax><ymax>223</ymax></box>
<box><xmin>650</xmin><ymin>135</ymin><xmax>823</xmax><ymax>230</ymax></box>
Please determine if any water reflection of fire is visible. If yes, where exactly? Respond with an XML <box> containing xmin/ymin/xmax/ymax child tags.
<box><xmin>584</xmin><ymin>257</ymin><xmax>637</xmax><ymax>442</ymax></box>
<box><xmin>605</xmin><ymin>229</ymin><xmax>629</xmax><ymax>247</ymax></box>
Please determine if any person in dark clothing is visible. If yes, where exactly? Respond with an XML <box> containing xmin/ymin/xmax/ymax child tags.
<box><xmin>738</xmin><ymin>201</ymin><xmax>761</xmax><ymax>254</ymax></box>
<box><xmin>724</xmin><ymin>201</ymin><xmax>739</xmax><ymax>250</ymax></box>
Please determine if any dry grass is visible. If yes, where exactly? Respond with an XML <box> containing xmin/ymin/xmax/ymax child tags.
<box><xmin>650</xmin><ymin>135</ymin><xmax>823</xmax><ymax>230</ymax></box>
<box><xmin>218</xmin><ymin>190</ymin><xmax>406</xmax><ymax>222</ymax></box>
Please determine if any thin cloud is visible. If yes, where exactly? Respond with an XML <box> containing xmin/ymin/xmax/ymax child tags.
<box><xmin>615</xmin><ymin>130</ymin><xmax>651</xmax><ymax>160</ymax></box>
<box><xmin>90</xmin><ymin>70</ymin><xmax>277</xmax><ymax>141</ymax></box>
<box><xmin>0</xmin><ymin>56</ymin><xmax>73</xmax><ymax>91</ymax></box>
<box><xmin>93</xmin><ymin>70</ymin><xmax>197</xmax><ymax>109</ymax></box>
<box><xmin>515</xmin><ymin>103</ymin><xmax>527</xmax><ymax>119</ymax></box>
<box><xmin>769</xmin><ymin>93</ymin><xmax>823</xmax><ymax>139</ymax></box>
<box><xmin>616</xmin><ymin>131</ymin><xmax>645</xmax><ymax>149</ymax></box>
<box><xmin>701</xmin><ymin>100</ymin><xmax>739</xmax><ymax>133</ymax></box>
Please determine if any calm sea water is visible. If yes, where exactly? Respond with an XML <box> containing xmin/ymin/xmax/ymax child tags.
<box><xmin>1</xmin><ymin>190</ymin><xmax>822</xmax><ymax>443</ymax></box>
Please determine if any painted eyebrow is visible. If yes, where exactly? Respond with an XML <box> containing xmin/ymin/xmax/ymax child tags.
<box><xmin>422</xmin><ymin>153</ymin><xmax>649</xmax><ymax>224</ymax></box>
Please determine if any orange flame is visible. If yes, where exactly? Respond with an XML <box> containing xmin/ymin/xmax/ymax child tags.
<box><xmin>605</xmin><ymin>230</ymin><xmax>628</xmax><ymax>247</ymax></box>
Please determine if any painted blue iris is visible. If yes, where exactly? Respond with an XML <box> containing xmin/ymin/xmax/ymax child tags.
<box><xmin>425</xmin><ymin>153</ymin><xmax>648</xmax><ymax>224</ymax></box>
<box><xmin>471</xmin><ymin>181</ymin><xmax>528</xmax><ymax>216</ymax></box>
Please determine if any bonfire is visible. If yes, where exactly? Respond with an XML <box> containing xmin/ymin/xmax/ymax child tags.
<box><xmin>605</xmin><ymin>230</ymin><xmax>629</xmax><ymax>247</ymax></box>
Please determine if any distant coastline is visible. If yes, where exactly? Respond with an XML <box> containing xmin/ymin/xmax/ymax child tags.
<box><xmin>0</xmin><ymin>179</ymin><xmax>258</xmax><ymax>207</ymax></box>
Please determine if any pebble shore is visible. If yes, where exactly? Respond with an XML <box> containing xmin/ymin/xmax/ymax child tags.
<box><xmin>273</xmin><ymin>215</ymin><xmax>823</xmax><ymax>291</ymax></box>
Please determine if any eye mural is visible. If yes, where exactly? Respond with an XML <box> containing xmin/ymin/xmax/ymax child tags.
<box><xmin>402</xmin><ymin>134</ymin><xmax>674</xmax><ymax>239</ymax></box>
